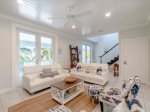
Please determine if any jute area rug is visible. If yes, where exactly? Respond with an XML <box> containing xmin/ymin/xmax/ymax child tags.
<box><xmin>9</xmin><ymin>91</ymin><xmax>97</xmax><ymax>112</ymax></box>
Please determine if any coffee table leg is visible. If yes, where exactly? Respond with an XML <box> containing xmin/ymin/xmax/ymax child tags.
<box><xmin>62</xmin><ymin>90</ymin><xmax>65</xmax><ymax>105</ymax></box>
<box><xmin>100</xmin><ymin>101</ymin><xmax>103</xmax><ymax>112</ymax></box>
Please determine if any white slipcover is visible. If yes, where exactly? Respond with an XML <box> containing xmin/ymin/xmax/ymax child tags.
<box><xmin>70</xmin><ymin>63</ymin><xmax>110</xmax><ymax>86</ymax></box>
<box><xmin>23</xmin><ymin>64</ymin><xmax>69</xmax><ymax>93</ymax></box>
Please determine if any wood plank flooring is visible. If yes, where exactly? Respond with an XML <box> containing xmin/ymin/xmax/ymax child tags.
<box><xmin>8</xmin><ymin>91</ymin><xmax>97</xmax><ymax>112</ymax></box>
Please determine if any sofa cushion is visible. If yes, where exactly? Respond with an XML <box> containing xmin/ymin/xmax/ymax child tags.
<box><xmin>53</xmin><ymin>73</ymin><xmax>69</xmax><ymax>79</ymax></box>
<box><xmin>85</xmin><ymin>66</ymin><xmax>94</xmax><ymax>73</ymax></box>
<box><xmin>90</xmin><ymin>63</ymin><xmax>108</xmax><ymax>71</ymax></box>
<box><xmin>50</xmin><ymin>64</ymin><xmax>62</xmax><ymax>71</ymax></box>
<box><xmin>30</xmin><ymin>77</ymin><xmax>53</xmax><ymax>89</ymax></box>
<box><xmin>25</xmin><ymin>72</ymin><xmax>42</xmax><ymax>80</ymax></box>
<box><xmin>43</xmin><ymin>68</ymin><xmax>51</xmax><ymax>73</ymax></box>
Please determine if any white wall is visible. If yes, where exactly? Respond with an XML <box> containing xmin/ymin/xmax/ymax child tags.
<box><xmin>119</xmin><ymin>25</ymin><xmax>150</xmax><ymax>39</ymax></box>
<box><xmin>0</xmin><ymin>17</ymin><xmax>12</xmax><ymax>93</ymax></box>
<box><xmin>93</xmin><ymin>33</ymin><xmax>119</xmax><ymax>63</ymax></box>
<box><xmin>119</xmin><ymin>24</ymin><xmax>150</xmax><ymax>84</ymax></box>
<box><xmin>0</xmin><ymin>15</ymin><xmax>93</xmax><ymax>93</ymax></box>
<box><xmin>57</xmin><ymin>37</ymin><xmax>93</xmax><ymax>68</ymax></box>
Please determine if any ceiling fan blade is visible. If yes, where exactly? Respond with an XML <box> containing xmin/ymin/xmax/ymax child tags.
<box><xmin>74</xmin><ymin>11</ymin><xmax>92</xmax><ymax>18</ymax></box>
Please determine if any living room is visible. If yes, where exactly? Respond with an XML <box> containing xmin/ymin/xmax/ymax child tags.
<box><xmin>0</xmin><ymin>0</ymin><xmax>150</xmax><ymax>112</ymax></box>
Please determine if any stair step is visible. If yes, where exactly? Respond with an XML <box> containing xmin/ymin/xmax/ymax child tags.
<box><xmin>108</xmin><ymin>56</ymin><xmax>119</xmax><ymax>66</ymax></box>
<box><xmin>114</xmin><ymin>57</ymin><xmax>118</xmax><ymax>60</ymax></box>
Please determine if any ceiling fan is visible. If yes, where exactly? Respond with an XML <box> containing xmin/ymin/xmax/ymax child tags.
<box><xmin>49</xmin><ymin>7</ymin><xmax>92</xmax><ymax>28</ymax></box>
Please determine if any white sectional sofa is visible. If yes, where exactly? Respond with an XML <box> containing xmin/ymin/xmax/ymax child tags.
<box><xmin>23</xmin><ymin>64</ymin><xmax>69</xmax><ymax>93</ymax></box>
<box><xmin>70</xmin><ymin>63</ymin><xmax>110</xmax><ymax>86</ymax></box>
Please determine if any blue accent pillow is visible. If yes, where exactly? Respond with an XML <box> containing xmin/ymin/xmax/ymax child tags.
<box><xmin>127</xmin><ymin>99</ymin><xmax>143</xmax><ymax>110</ymax></box>
<box><xmin>131</xmin><ymin>84</ymin><xmax>139</xmax><ymax>98</ymax></box>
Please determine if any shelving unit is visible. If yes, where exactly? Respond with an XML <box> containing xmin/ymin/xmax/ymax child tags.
<box><xmin>69</xmin><ymin>45</ymin><xmax>79</xmax><ymax>68</ymax></box>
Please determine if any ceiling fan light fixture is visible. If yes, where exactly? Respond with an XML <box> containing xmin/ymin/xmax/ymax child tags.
<box><xmin>72</xmin><ymin>25</ymin><xmax>76</xmax><ymax>29</ymax></box>
<box><xmin>105</xmin><ymin>12</ymin><xmax>111</xmax><ymax>17</ymax></box>
<box><xmin>17</xmin><ymin>0</ymin><xmax>24</xmax><ymax>4</ymax></box>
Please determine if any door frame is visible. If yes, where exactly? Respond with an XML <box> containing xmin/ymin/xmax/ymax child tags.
<box><xmin>12</xmin><ymin>23</ymin><xmax>58</xmax><ymax>89</ymax></box>
<box><xmin>120</xmin><ymin>37</ymin><xmax>148</xmax><ymax>84</ymax></box>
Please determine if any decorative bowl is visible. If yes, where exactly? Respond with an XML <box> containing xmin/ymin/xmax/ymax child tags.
<box><xmin>65</xmin><ymin>77</ymin><xmax>77</xmax><ymax>83</ymax></box>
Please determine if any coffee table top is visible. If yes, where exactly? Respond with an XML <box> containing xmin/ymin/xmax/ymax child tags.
<box><xmin>50</xmin><ymin>78</ymin><xmax>83</xmax><ymax>90</ymax></box>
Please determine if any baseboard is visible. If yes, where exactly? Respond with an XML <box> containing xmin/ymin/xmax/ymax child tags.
<box><xmin>0</xmin><ymin>88</ymin><xmax>14</xmax><ymax>94</ymax></box>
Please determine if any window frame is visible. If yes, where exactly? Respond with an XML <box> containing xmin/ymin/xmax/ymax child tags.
<box><xmin>82</xmin><ymin>44</ymin><xmax>92</xmax><ymax>63</ymax></box>
<box><xmin>18</xmin><ymin>29</ymin><xmax>54</xmax><ymax>65</ymax></box>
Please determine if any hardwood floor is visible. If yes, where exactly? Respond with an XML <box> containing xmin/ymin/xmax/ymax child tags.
<box><xmin>8</xmin><ymin>91</ymin><xmax>97</xmax><ymax>112</ymax></box>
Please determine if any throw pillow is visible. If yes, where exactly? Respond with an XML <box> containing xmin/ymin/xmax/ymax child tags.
<box><xmin>40</xmin><ymin>72</ymin><xmax>54</xmax><ymax>78</ymax></box>
<box><xmin>77</xmin><ymin>65</ymin><xmax>82</xmax><ymax>72</ymax></box>
<box><xmin>40</xmin><ymin>71</ymin><xmax>59</xmax><ymax>78</ymax></box>
<box><xmin>127</xmin><ymin>99</ymin><xmax>144</xmax><ymax>111</ymax></box>
<box><xmin>126</xmin><ymin>83</ymin><xmax>140</xmax><ymax>107</ymax></box>
<box><xmin>96</xmin><ymin>67</ymin><xmax>102</xmax><ymax>75</ymax></box>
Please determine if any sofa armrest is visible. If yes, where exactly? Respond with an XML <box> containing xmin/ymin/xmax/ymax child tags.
<box><xmin>22</xmin><ymin>75</ymin><xmax>32</xmax><ymax>91</ymax></box>
<box><xmin>22</xmin><ymin>73</ymin><xmax>41</xmax><ymax>91</ymax></box>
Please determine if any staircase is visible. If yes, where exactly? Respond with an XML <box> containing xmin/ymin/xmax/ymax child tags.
<box><xmin>99</xmin><ymin>43</ymin><xmax>119</xmax><ymax>65</ymax></box>
<box><xmin>107</xmin><ymin>55</ymin><xmax>119</xmax><ymax>65</ymax></box>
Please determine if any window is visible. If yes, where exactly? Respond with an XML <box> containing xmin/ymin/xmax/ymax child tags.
<box><xmin>40</xmin><ymin>36</ymin><xmax>53</xmax><ymax>65</ymax></box>
<box><xmin>19</xmin><ymin>32</ymin><xmax>36</xmax><ymax>67</ymax></box>
<box><xmin>18</xmin><ymin>31</ymin><xmax>53</xmax><ymax>85</ymax></box>
<box><xmin>19</xmin><ymin>32</ymin><xmax>53</xmax><ymax>67</ymax></box>
<box><xmin>82</xmin><ymin>44</ymin><xmax>91</xmax><ymax>63</ymax></box>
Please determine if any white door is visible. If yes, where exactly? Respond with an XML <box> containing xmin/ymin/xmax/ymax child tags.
<box><xmin>18</xmin><ymin>31</ymin><xmax>53</xmax><ymax>85</ymax></box>
<box><xmin>122</xmin><ymin>39</ymin><xmax>135</xmax><ymax>80</ymax></box>
<box><xmin>134</xmin><ymin>39</ymin><xmax>146</xmax><ymax>82</ymax></box>
<box><xmin>122</xmin><ymin>38</ymin><xmax>147</xmax><ymax>83</ymax></box>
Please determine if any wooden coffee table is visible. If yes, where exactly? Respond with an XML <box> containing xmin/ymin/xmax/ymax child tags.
<box><xmin>50</xmin><ymin>78</ymin><xmax>84</xmax><ymax>105</ymax></box>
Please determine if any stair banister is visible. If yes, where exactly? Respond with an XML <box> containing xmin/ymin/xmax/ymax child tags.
<box><xmin>99</xmin><ymin>43</ymin><xmax>119</xmax><ymax>63</ymax></box>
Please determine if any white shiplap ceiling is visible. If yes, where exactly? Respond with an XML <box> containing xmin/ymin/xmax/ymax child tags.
<box><xmin>0</xmin><ymin>0</ymin><xmax>149</xmax><ymax>38</ymax></box>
